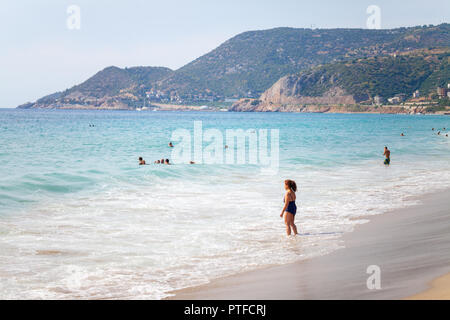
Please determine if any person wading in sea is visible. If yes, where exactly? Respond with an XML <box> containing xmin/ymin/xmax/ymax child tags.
<box><xmin>280</xmin><ymin>179</ymin><xmax>298</xmax><ymax>236</ymax></box>
<box><xmin>383</xmin><ymin>146</ymin><xmax>391</xmax><ymax>165</ymax></box>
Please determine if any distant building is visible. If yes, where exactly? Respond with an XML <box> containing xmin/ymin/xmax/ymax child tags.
<box><xmin>388</xmin><ymin>93</ymin><xmax>407</xmax><ymax>104</ymax></box>
<box><xmin>437</xmin><ymin>87</ymin><xmax>446</xmax><ymax>98</ymax></box>
<box><xmin>374</xmin><ymin>95</ymin><xmax>383</xmax><ymax>105</ymax></box>
<box><xmin>388</xmin><ymin>96</ymin><xmax>401</xmax><ymax>104</ymax></box>
<box><xmin>395</xmin><ymin>93</ymin><xmax>407</xmax><ymax>102</ymax></box>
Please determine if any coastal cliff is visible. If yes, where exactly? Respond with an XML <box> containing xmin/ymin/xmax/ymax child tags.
<box><xmin>231</xmin><ymin>49</ymin><xmax>450</xmax><ymax>114</ymax></box>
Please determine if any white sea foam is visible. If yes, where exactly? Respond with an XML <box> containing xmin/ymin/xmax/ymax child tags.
<box><xmin>1</xmin><ymin>157</ymin><xmax>450</xmax><ymax>299</ymax></box>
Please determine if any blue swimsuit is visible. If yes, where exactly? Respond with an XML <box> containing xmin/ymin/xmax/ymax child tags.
<box><xmin>284</xmin><ymin>199</ymin><xmax>297</xmax><ymax>215</ymax></box>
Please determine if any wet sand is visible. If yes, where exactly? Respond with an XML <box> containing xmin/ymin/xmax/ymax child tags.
<box><xmin>169</xmin><ymin>191</ymin><xmax>450</xmax><ymax>299</ymax></box>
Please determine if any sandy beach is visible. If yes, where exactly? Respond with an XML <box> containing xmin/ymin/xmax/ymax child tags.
<box><xmin>170</xmin><ymin>190</ymin><xmax>450</xmax><ymax>300</ymax></box>
<box><xmin>407</xmin><ymin>272</ymin><xmax>450</xmax><ymax>300</ymax></box>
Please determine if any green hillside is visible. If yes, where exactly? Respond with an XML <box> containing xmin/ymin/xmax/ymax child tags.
<box><xmin>154</xmin><ymin>24</ymin><xmax>450</xmax><ymax>99</ymax></box>
<box><xmin>285</xmin><ymin>50</ymin><xmax>449</xmax><ymax>101</ymax></box>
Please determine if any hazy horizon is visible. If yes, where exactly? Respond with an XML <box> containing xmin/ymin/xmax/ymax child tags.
<box><xmin>1</xmin><ymin>0</ymin><xmax>449</xmax><ymax>108</ymax></box>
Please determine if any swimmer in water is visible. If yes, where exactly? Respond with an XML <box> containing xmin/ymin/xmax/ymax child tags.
<box><xmin>165</xmin><ymin>159</ymin><xmax>170</xmax><ymax>165</ymax></box>
<box><xmin>169</xmin><ymin>142</ymin><xmax>174</xmax><ymax>148</ymax></box>
<box><xmin>280</xmin><ymin>179</ymin><xmax>298</xmax><ymax>236</ymax></box>
<box><xmin>139</xmin><ymin>157</ymin><xmax>146</xmax><ymax>165</ymax></box>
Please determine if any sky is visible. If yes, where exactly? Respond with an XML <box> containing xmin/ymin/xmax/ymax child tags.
<box><xmin>0</xmin><ymin>0</ymin><xmax>449</xmax><ymax>107</ymax></box>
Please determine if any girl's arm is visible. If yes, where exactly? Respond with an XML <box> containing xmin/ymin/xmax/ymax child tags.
<box><xmin>280</xmin><ymin>193</ymin><xmax>289</xmax><ymax>217</ymax></box>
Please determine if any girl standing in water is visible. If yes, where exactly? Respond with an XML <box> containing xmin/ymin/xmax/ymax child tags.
<box><xmin>280</xmin><ymin>179</ymin><xmax>298</xmax><ymax>236</ymax></box>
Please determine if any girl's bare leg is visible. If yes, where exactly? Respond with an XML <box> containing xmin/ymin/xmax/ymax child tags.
<box><xmin>284</xmin><ymin>213</ymin><xmax>291</xmax><ymax>236</ymax></box>
<box><xmin>290</xmin><ymin>215</ymin><xmax>298</xmax><ymax>235</ymax></box>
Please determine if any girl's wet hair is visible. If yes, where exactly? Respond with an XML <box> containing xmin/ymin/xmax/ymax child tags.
<box><xmin>284</xmin><ymin>179</ymin><xmax>297</xmax><ymax>192</ymax></box>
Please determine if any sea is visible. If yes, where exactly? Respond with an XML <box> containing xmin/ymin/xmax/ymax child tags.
<box><xmin>0</xmin><ymin>108</ymin><xmax>449</xmax><ymax>299</ymax></box>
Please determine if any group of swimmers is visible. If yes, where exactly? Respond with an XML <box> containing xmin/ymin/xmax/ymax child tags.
<box><xmin>138</xmin><ymin>157</ymin><xmax>170</xmax><ymax>165</ymax></box>
<box><xmin>432</xmin><ymin>127</ymin><xmax>448</xmax><ymax>137</ymax></box>
<box><xmin>155</xmin><ymin>158</ymin><xmax>171</xmax><ymax>165</ymax></box>
<box><xmin>381</xmin><ymin>126</ymin><xmax>449</xmax><ymax>167</ymax></box>
<box><xmin>138</xmin><ymin>142</ymin><xmax>174</xmax><ymax>165</ymax></box>
<box><xmin>138</xmin><ymin>141</ymin><xmax>199</xmax><ymax>166</ymax></box>
<box><xmin>402</xmin><ymin>128</ymin><xmax>448</xmax><ymax>137</ymax></box>
<box><xmin>395</xmin><ymin>127</ymin><xmax>448</xmax><ymax>165</ymax></box>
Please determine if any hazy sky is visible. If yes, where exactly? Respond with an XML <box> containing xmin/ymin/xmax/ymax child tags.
<box><xmin>0</xmin><ymin>0</ymin><xmax>449</xmax><ymax>107</ymax></box>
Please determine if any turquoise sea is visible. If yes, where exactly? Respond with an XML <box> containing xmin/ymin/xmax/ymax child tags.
<box><xmin>0</xmin><ymin>109</ymin><xmax>449</xmax><ymax>299</ymax></box>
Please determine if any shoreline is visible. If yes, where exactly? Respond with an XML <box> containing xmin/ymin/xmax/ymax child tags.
<box><xmin>168</xmin><ymin>190</ymin><xmax>450</xmax><ymax>300</ymax></box>
<box><xmin>11</xmin><ymin>104</ymin><xmax>450</xmax><ymax>115</ymax></box>
<box><xmin>12</xmin><ymin>106</ymin><xmax>450</xmax><ymax>115</ymax></box>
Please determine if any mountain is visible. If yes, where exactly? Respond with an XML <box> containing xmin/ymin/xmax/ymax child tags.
<box><xmin>19</xmin><ymin>66</ymin><xmax>173</xmax><ymax>110</ymax></box>
<box><xmin>154</xmin><ymin>24</ymin><xmax>450</xmax><ymax>100</ymax></box>
<box><xmin>18</xmin><ymin>24</ymin><xmax>450</xmax><ymax>110</ymax></box>
<box><xmin>231</xmin><ymin>49</ymin><xmax>450</xmax><ymax>112</ymax></box>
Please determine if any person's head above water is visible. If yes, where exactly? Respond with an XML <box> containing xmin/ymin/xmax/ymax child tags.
<box><xmin>165</xmin><ymin>159</ymin><xmax>170</xmax><ymax>164</ymax></box>
<box><xmin>139</xmin><ymin>157</ymin><xmax>146</xmax><ymax>165</ymax></box>
<box><xmin>284</xmin><ymin>179</ymin><xmax>297</xmax><ymax>192</ymax></box>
